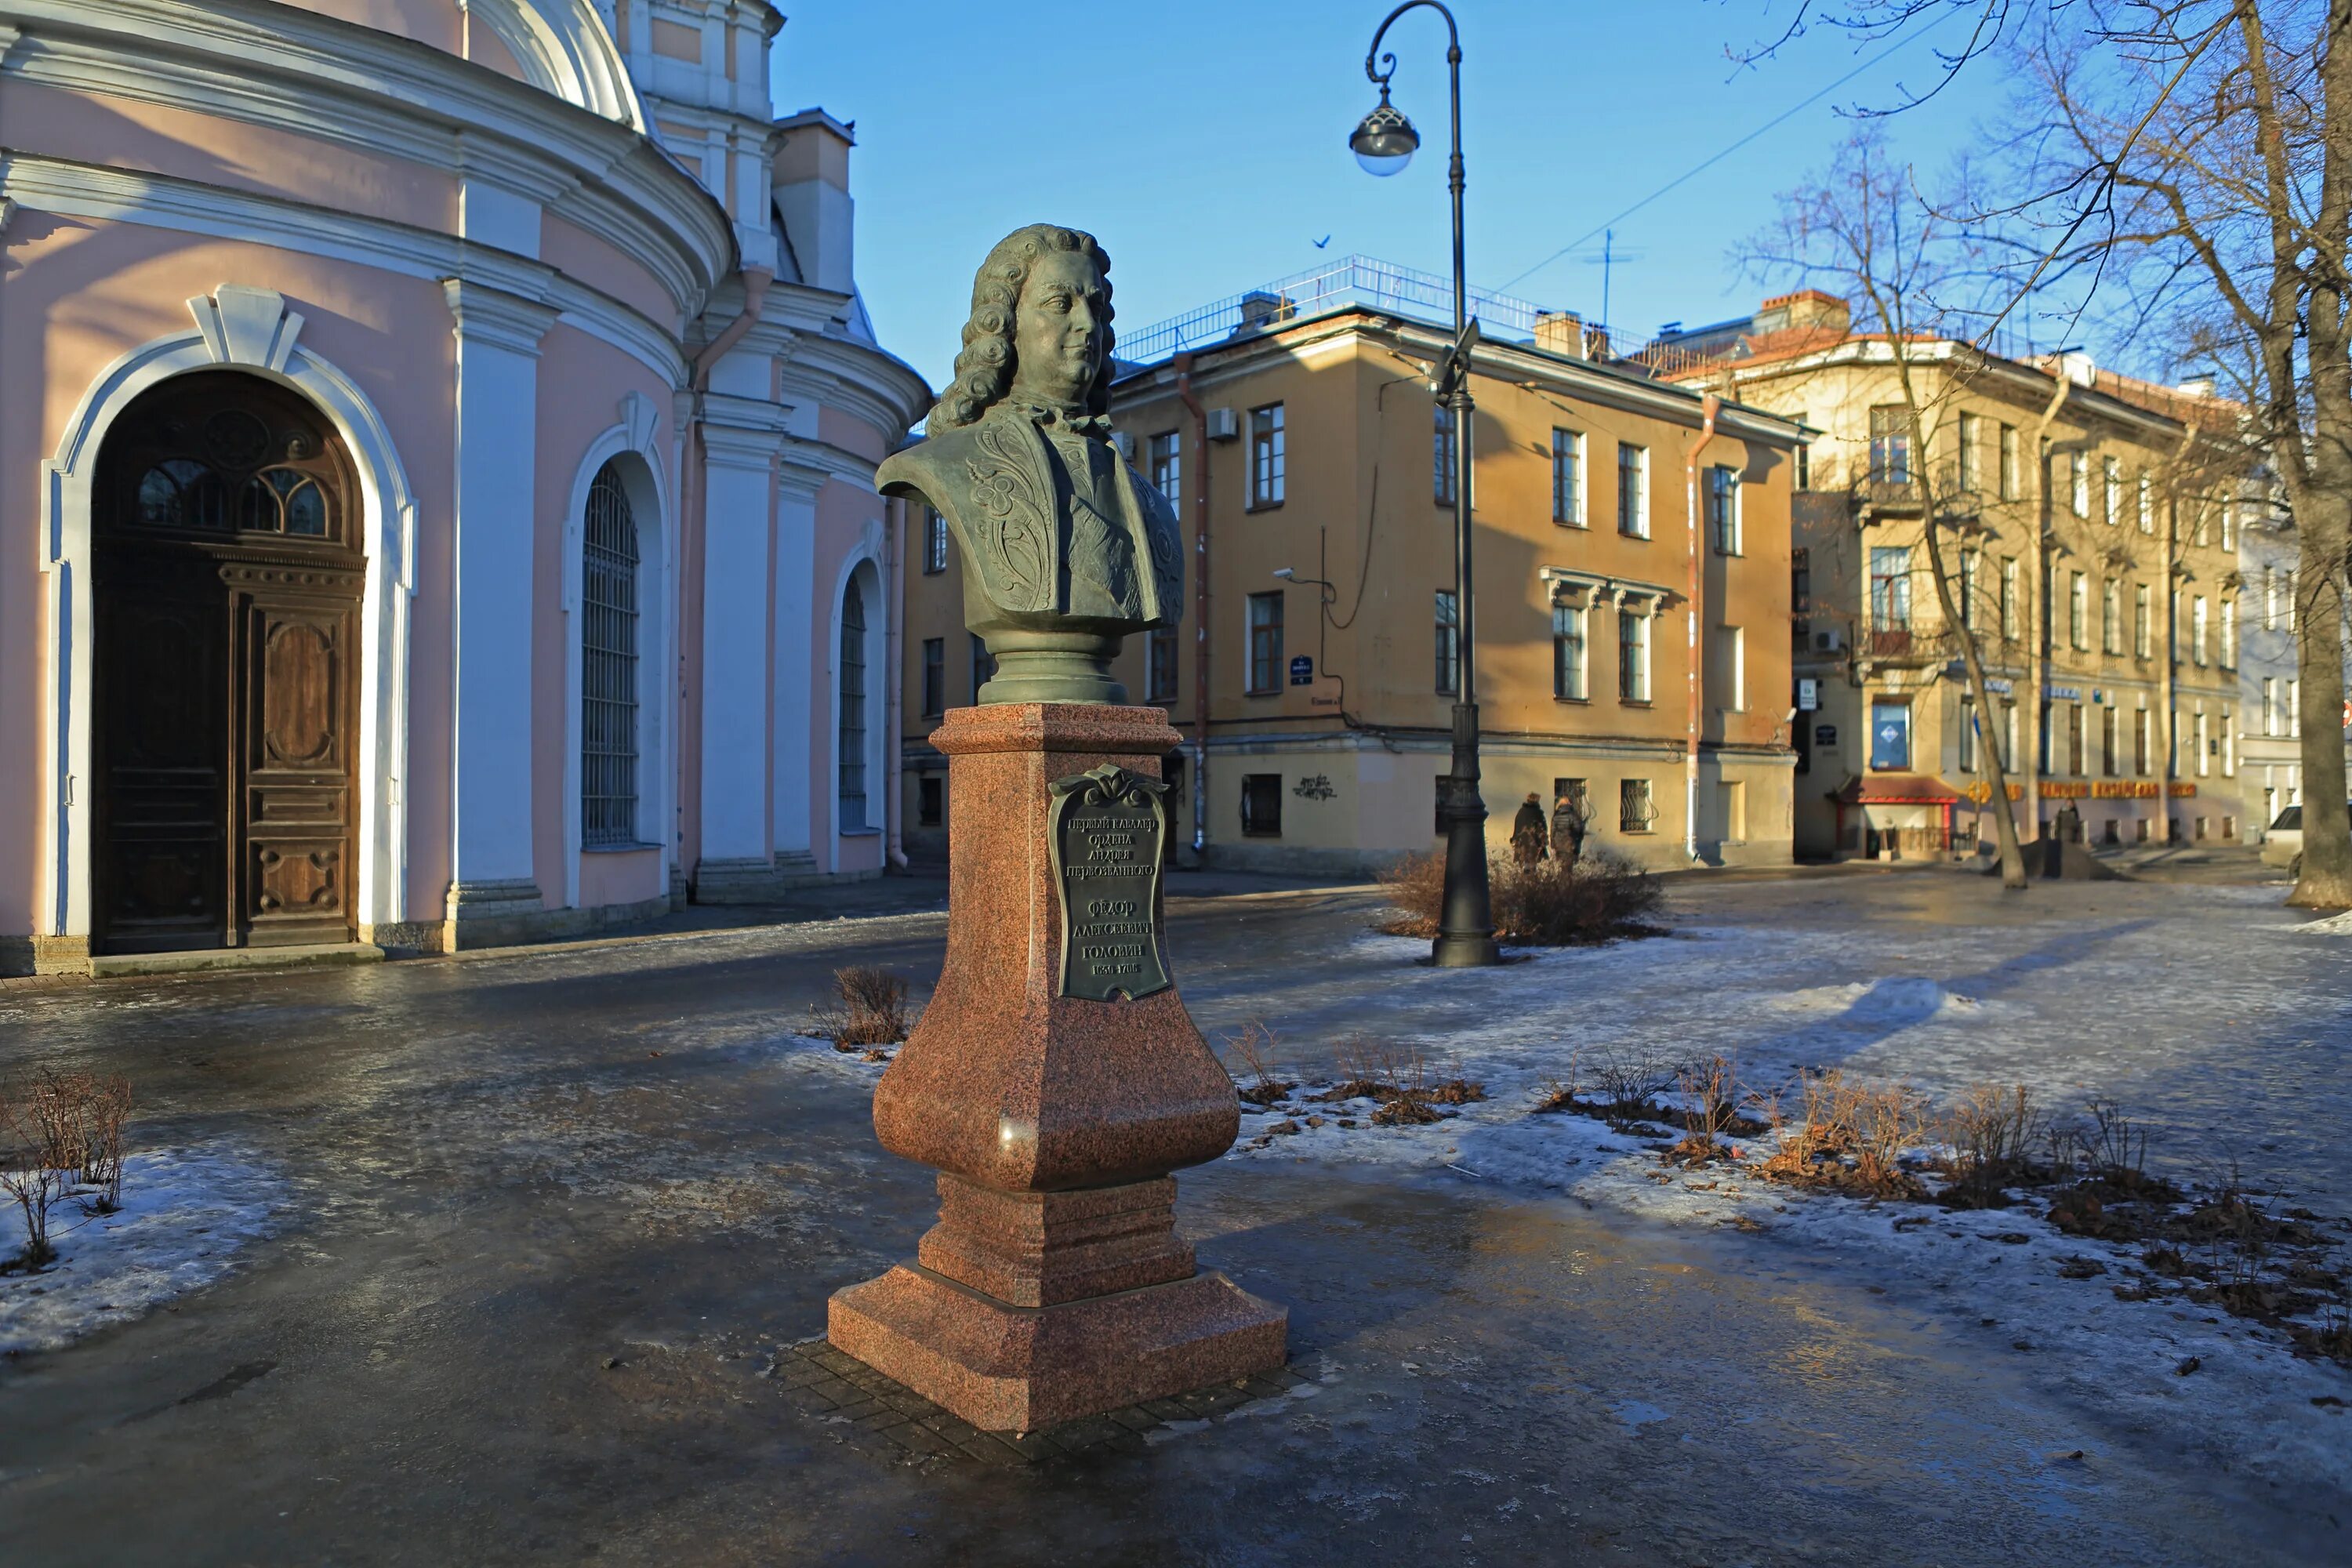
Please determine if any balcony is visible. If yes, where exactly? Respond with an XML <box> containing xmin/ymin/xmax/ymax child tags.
<box><xmin>1868</xmin><ymin>627</ymin><xmax>1915</xmax><ymax>658</ymax></box>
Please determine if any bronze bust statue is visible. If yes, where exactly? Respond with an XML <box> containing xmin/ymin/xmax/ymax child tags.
<box><xmin>878</xmin><ymin>224</ymin><xmax>1182</xmax><ymax>705</ymax></box>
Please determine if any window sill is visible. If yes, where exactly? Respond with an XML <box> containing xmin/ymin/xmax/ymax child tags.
<box><xmin>839</xmin><ymin>826</ymin><xmax>882</xmax><ymax>838</ymax></box>
<box><xmin>1240</xmin><ymin>830</ymin><xmax>1283</xmax><ymax>839</ymax></box>
<box><xmin>1618</xmin><ymin>827</ymin><xmax>1656</xmax><ymax>836</ymax></box>
<box><xmin>1620</xmin><ymin>699</ymin><xmax>1653</xmax><ymax>708</ymax></box>
<box><xmin>1555</xmin><ymin>519</ymin><xmax>1588</xmax><ymax>530</ymax></box>
<box><xmin>1246</xmin><ymin>500</ymin><xmax>1285</xmax><ymax>514</ymax></box>
<box><xmin>1618</xmin><ymin>530</ymin><xmax>1650</xmax><ymax>542</ymax></box>
<box><xmin>1713</xmin><ymin>547</ymin><xmax>1744</xmax><ymax>558</ymax></box>
<box><xmin>583</xmin><ymin>840</ymin><xmax>662</xmax><ymax>855</ymax></box>
<box><xmin>1245</xmin><ymin>688</ymin><xmax>1280</xmax><ymax>699</ymax></box>
<box><xmin>1554</xmin><ymin>695</ymin><xmax>1590</xmax><ymax>706</ymax></box>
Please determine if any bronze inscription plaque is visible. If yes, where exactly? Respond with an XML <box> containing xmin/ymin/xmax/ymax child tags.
<box><xmin>1047</xmin><ymin>764</ymin><xmax>1171</xmax><ymax>1001</ymax></box>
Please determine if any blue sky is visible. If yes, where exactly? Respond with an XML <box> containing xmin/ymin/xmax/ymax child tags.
<box><xmin>770</xmin><ymin>2</ymin><xmax>1991</xmax><ymax>391</ymax></box>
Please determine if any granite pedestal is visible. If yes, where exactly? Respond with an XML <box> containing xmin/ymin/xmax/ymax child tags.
<box><xmin>828</xmin><ymin>703</ymin><xmax>1286</xmax><ymax>1432</ymax></box>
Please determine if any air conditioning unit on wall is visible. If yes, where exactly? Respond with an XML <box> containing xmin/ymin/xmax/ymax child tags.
<box><xmin>1813</xmin><ymin>627</ymin><xmax>1847</xmax><ymax>652</ymax></box>
<box><xmin>1205</xmin><ymin>408</ymin><xmax>1240</xmax><ymax>442</ymax></box>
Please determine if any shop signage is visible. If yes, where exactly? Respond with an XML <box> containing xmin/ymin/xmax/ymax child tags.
<box><xmin>1797</xmin><ymin>677</ymin><xmax>1819</xmax><ymax>712</ymax></box>
<box><xmin>2050</xmin><ymin>685</ymin><xmax>2083</xmax><ymax>701</ymax></box>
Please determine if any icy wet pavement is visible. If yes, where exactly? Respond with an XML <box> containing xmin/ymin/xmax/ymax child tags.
<box><xmin>0</xmin><ymin>868</ymin><xmax>2345</xmax><ymax>1565</ymax></box>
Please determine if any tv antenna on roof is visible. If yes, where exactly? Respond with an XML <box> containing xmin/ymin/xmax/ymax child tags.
<box><xmin>1555</xmin><ymin>229</ymin><xmax>1645</xmax><ymax>334</ymax></box>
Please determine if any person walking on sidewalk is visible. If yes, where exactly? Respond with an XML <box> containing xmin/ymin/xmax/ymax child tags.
<box><xmin>1511</xmin><ymin>792</ymin><xmax>1549</xmax><ymax>868</ymax></box>
<box><xmin>1551</xmin><ymin>788</ymin><xmax>1588</xmax><ymax>867</ymax></box>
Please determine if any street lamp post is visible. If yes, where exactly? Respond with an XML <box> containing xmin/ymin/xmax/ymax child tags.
<box><xmin>1351</xmin><ymin>0</ymin><xmax>1498</xmax><ymax>967</ymax></box>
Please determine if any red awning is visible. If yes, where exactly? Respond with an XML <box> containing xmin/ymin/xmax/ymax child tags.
<box><xmin>1837</xmin><ymin>773</ymin><xmax>1969</xmax><ymax>805</ymax></box>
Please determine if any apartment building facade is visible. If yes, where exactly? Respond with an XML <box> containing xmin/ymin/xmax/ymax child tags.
<box><xmin>2238</xmin><ymin>501</ymin><xmax>2352</xmax><ymax>838</ymax></box>
<box><xmin>898</xmin><ymin>260</ymin><xmax>1806</xmax><ymax>876</ymax></box>
<box><xmin>1661</xmin><ymin>293</ymin><xmax>2248</xmax><ymax>858</ymax></box>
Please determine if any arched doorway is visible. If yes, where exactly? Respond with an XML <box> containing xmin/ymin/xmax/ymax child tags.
<box><xmin>91</xmin><ymin>370</ymin><xmax>365</xmax><ymax>954</ymax></box>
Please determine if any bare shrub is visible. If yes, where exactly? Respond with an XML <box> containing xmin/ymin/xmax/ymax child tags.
<box><xmin>1220</xmin><ymin>1020</ymin><xmax>1294</xmax><ymax>1105</ymax></box>
<box><xmin>0</xmin><ymin>1084</ymin><xmax>63</xmax><ymax>1271</ymax></box>
<box><xmin>1588</xmin><ymin>1044</ymin><xmax>1684</xmax><ymax>1120</ymax></box>
<box><xmin>2084</xmin><ymin>1099</ymin><xmax>2153</xmax><ymax>1189</ymax></box>
<box><xmin>1755</xmin><ymin>1069</ymin><xmax>1929</xmax><ymax>1199</ymax></box>
<box><xmin>1665</xmin><ymin>1054</ymin><xmax>1744</xmax><ymax>1166</ymax></box>
<box><xmin>1532</xmin><ymin>1050</ymin><xmax>1584</xmax><ymax>1115</ymax></box>
<box><xmin>1375</xmin><ymin>849</ymin><xmax>1665</xmax><ymax>946</ymax></box>
<box><xmin>1317</xmin><ymin>1036</ymin><xmax>1480</xmax><ymax>1124</ymax></box>
<box><xmin>1942</xmin><ymin>1083</ymin><xmax>2045</xmax><ymax>1206</ymax></box>
<box><xmin>811</xmin><ymin>966</ymin><xmax>909</xmax><ymax>1050</ymax></box>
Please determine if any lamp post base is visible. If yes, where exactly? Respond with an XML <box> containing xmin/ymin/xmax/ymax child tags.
<box><xmin>1431</xmin><ymin>931</ymin><xmax>1501</xmax><ymax>967</ymax></box>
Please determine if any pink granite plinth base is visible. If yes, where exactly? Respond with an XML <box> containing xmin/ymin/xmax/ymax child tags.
<box><xmin>828</xmin><ymin>702</ymin><xmax>1288</xmax><ymax>1432</ymax></box>
<box><xmin>828</xmin><ymin>1261</ymin><xmax>1288</xmax><ymax>1433</ymax></box>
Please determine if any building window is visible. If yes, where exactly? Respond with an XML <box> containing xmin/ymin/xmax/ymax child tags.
<box><xmin>1552</xmin><ymin>603</ymin><xmax>1587</xmax><ymax>701</ymax></box>
<box><xmin>1721</xmin><ymin>624</ymin><xmax>1746</xmax><ymax>711</ymax></box>
<box><xmin>1998</xmin><ymin>423</ymin><xmax>2019</xmax><ymax>499</ymax></box>
<box><xmin>2220</xmin><ymin>499</ymin><xmax>2237</xmax><ymax>551</ymax></box>
<box><xmin>1708</xmin><ymin>463</ymin><xmax>1742</xmax><ymax>554</ymax></box>
<box><xmin>1617</xmin><ymin>442</ymin><xmax>1649</xmax><ymax>538</ymax></box>
<box><xmin>2101</xmin><ymin>705</ymin><xmax>2118</xmax><ymax>775</ymax></box>
<box><xmin>2101</xmin><ymin>580</ymin><xmax>2120</xmax><ymax>654</ymax></box>
<box><xmin>2067</xmin><ymin>702</ymin><xmax>2085</xmax><ymax>777</ymax></box>
<box><xmin>1248</xmin><ymin>403</ymin><xmax>1284</xmax><ymax>508</ymax></box>
<box><xmin>1552</xmin><ymin>427</ymin><xmax>1584</xmax><ymax>526</ymax></box>
<box><xmin>2195</xmin><ymin>706</ymin><xmax>2210</xmax><ymax>777</ymax></box>
<box><xmin>1147</xmin><ymin>622</ymin><xmax>1178</xmax><ymax>703</ymax></box>
<box><xmin>918</xmin><ymin>775</ymin><xmax>944</xmax><ymax>827</ymax></box>
<box><xmin>839</xmin><ymin>575</ymin><xmax>869</xmax><ymax>831</ymax></box>
<box><xmin>2264</xmin><ymin>565</ymin><xmax>2278</xmax><ymax>629</ymax></box>
<box><xmin>1870</xmin><ymin>701</ymin><xmax>1911</xmax><ymax>770</ymax></box>
<box><xmin>1870</xmin><ymin>546</ymin><xmax>1912</xmax><ymax>631</ymax></box>
<box><xmin>2220</xmin><ymin>599</ymin><xmax>2236</xmax><ymax>669</ymax></box>
<box><xmin>1149</xmin><ymin>430</ymin><xmax>1181</xmax><ymax>510</ymax></box>
<box><xmin>1617</xmin><ymin>609</ymin><xmax>1650</xmax><ymax>703</ymax></box>
<box><xmin>2000</xmin><ymin>557</ymin><xmax>2019</xmax><ymax>640</ymax></box>
<box><xmin>1247</xmin><ymin>590</ymin><xmax>1283</xmax><ymax>694</ymax></box>
<box><xmin>2223</xmin><ymin>706</ymin><xmax>2236</xmax><ymax>775</ymax></box>
<box><xmin>920</xmin><ymin>636</ymin><xmax>945</xmax><ymax>717</ymax></box>
<box><xmin>1241</xmin><ymin>773</ymin><xmax>1283</xmax><ymax>837</ymax></box>
<box><xmin>2133</xmin><ymin>706</ymin><xmax>2150</xmax><ymax>774</ymax></box>
<box><xmin>2137</xmin><ymin>471</ymin><xmax>2153</xmax><ymax>534</ymax></box>
<box><xmin>1433</xmin><ymin>402</ymin><xmax>1456</xmax><ymax>506</ymax></box>
<box><xmin>2070</xmin><ymin>572</ymin><xmax>2089</xmax><ymax>650</ymax></box>
<box><xmin>971</xmin><ymin>632</ymin><xmax>994</xmax><ymax>705</ymax></box>
<box><xmin>1960</xmin><ymin>695</ymin><xmax>1979</xmax><ymax>772</ymax></box>
<box><xmin>2003</xmin><ymin>702</ymin><xmax>2020</xmax><ymax>771</ymax></box>
<box><xmin>1619</xmin><ymin>778</ymin><xmax>1656</xmax><ymax>834</ymax></box>
<box><xmin>922</xmin><ymin>505</ymin><xmax>948</xmax><ymax>574</ymax></box>
<box><xmin>1432</xmin><ymin>589</ymin><xmax>1460</xmax><ymax>695</ymax></box>
<box><xmin>2103</xmin><ymin>456</ymin><xmax>2122</xmax><ymax>524</ymax></box>
<box><xmin>1958</xmin><ymin>412</ymin><xmax>1981</xmax><ymax>493</ymax></box>
<box><xmin>2192</xmin><ymin>594</ymin><xmax>2209</xmax><ymax>666</ymax></box>
<box><xmin>2133</xmin><ymin>583</ymin><xmax>2151</xmax><ymax>658</ymax></box>
<box><xmin>581</xmin><ymin>460</ymin><xmax>641</xmax><ymax>849</ymax></box>
<box><xmin>2291</xmin><ymin>678</ymin><xmax>2301</xmax><ymax>736</ymax></box>
<box><xmin>1867</xmin><ymin>405</ymin><xmax>1911</xmax><ymax>487</ymax></box>
<box><xmin>1720</xmin><ymin>780</ymin><xmax>1748</xmax><ymax>843</ymax></box>
<box><xmin>2038</xmin><ymin>699</ymin><xmax>2053</xmax><ymax>775</ymax></box>
<box><xmin>2262</xmin><ymin>677</ymin><xmax>2278</xmax><ymax>736</ymax></box>
<box><xmin>2069</xmin><ymin>450</ymin><xmax>2089</xmax><ymax>517</ymax></box>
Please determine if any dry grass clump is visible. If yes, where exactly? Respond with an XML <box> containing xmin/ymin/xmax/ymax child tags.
<box><xmin>811</xmin><ymin>966</ymin><xmax>910</xmax><ymax>1051</ymax></box>
<box><xmin>1663</xmin><ymin>1054</ymin><xmax>1746</xmax><ymax>1167</ymax></box>
<box><xmin>1316</xmin><ymin>1035</ymin><xmax>1483</xmax><ymax>1126</ymax></box>
<box><xmin>0</xmin><ymin>1068</ymin><xmax>135</xmax><ymax>1271</ymax></box>
<box><xmin>1938</xmin><ymin>1083</ymin><xmax>2047</xmax><ymax>1207</ymax></box>
<box><xmin>1753</xmin><ymin>1069</ymin><xmax>1931</xmax><ymax>1199</ymax></box>
<box><xmin>1220</xmin><ymin>1020</ymin><xmax>1296</xmax><ymax>1105</ymax></box>
<box><xmin>1375</xmin><ymin>849</ymin><xmax>1665</xmax><ymax>947</ymax></box>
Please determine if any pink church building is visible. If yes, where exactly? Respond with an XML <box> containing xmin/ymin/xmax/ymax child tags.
<box><xmin>0</xmin><ymin>1</ymin><xmax>928</xmax><ymax>973</ymax></box>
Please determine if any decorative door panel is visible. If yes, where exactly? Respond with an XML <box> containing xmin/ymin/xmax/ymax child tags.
<box><xmin>229</xmin><ymin>565</ymin><xmax>362</xmax><ymax>948</ymax></box>
<box><xmin>92</xmin><ymin>561</ymin><xmax>230</xmax><ymax>952</ymax></box>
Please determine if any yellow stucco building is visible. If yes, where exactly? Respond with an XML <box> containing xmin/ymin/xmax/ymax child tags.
<box><xmin>1659</xmin><ymin>292</ymin><xmax>2249</xmax><ymax>858</ymax></box>
<box><xmin>899</xmin><ymin>260</ymin><xmax>1806</xmax><ymax>875</ymax></box>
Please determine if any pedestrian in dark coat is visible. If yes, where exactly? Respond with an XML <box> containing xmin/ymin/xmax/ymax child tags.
<box><xmin>1551</xmin><ymin>789</ymin><xmax>1588</xmax><ymax>866</ymax></box>
<box><xmin>1511</xmin><ymin>792</ymin><xmax>1549</xmax><ymax>867</ymax></box>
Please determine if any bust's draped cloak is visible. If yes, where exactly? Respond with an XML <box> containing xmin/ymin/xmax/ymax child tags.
<box><xmin>877</xmin><ymin>414</ymin><xmax>1184</xmax><ymax>637</ymax></box>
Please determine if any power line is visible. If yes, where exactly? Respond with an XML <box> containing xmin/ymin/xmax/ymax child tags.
<box><xmin>1496</xmin><ymin>14</ymin><xmax>1951</xmax><ymax>296</ymax></box>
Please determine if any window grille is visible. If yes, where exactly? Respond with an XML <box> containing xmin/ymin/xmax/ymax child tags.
<box><xmin>840</xmin><ymin>576</ymin><xmax>869</xmax><ymax>830</ymax></box>
<box><xmin>581</xmin><ymin>461</ymin><xmax>640</xmax><ymax>848</ymax></box>
<box><xmin>923</xmin><ymin>506</ymin><xmax>948</xmax><ymax>574</ymax></box>
<box><xmin>1619</xmin><ymin>778</ymin><xmax>1655</xmax><ymax>833</ymax></box>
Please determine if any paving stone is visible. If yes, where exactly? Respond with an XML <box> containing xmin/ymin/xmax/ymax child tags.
<box><xmin>954</xmin><ymin>1434</ymin><xmax>1028</xmax><ymax>1467</ymax></box>
<box><xmin>853</xmin><ymin>1410</ymin><xmax>910</xmax><ymax>1434</ymax></box>
<box><xmin>1106</xmin><ymin>1406</ymin><xmax>1162</xmax><ymax>1433</ymax></box>
<box><xmin>890</xmin><ymin>1423</ymin><xmax>956</xmax><ymax>1457</ymax></box>
<box><xmin>828</xmin><ymin>1397</ymin><xmax>883</xmax><ymax>1423</ymax></box>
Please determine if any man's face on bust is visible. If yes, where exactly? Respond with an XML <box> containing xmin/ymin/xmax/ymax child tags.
<box><xmin>1011</xmin><ymin>249</ymin><xmax>1107</xmax><ymax>409</ymax></box>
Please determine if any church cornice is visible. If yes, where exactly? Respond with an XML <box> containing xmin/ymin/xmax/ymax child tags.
<box><xmin>0</xmin><ymin>0</ymin><xmax>733</xmax><ymax>317</ymax></box>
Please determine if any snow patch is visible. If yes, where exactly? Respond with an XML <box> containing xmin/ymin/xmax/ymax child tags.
<box><xmin>0</xmin><ymin>1142</ymin><xmax>282</xmax><ymax>1355</ymax></box>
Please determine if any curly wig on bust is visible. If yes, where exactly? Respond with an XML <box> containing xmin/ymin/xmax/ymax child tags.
<box><xmin>927</xmin><ymin>224</ymin><xmax>1115</xmax><ymax>432</ymax></box>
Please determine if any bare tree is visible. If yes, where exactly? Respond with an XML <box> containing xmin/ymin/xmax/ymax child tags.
<box><xmin>1734</xmin><ymin>1</ymin><xmax>2352</xmax><ymax>904</ymax></box>
<box><xmin>1740</xmin><ymin>129</ymin><xmax>2036</xmax><ymax>886</ymax></box>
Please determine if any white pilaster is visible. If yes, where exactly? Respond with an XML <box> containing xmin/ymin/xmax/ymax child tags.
<box><xmin>443</xmin><ymin>275</ymin><xmax>557</xmax><ymax>934</ymax></box>
<box><xmin>772</xmin><ymin>469</ymin><xmax>823</xmax><ymax>868</ymax></box>
<box><xmin>697</xmin><ymin>397</ymin><xmax>786</xmax><ymax>888</ymax></box>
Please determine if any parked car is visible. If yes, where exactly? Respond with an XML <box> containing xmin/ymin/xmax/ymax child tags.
<box><xmin>2259</xmin><ymin>802</ymin><xmax>2352</xmax><ymax>874</ymax></box>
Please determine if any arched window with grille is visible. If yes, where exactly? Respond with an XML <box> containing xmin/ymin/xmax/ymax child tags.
<box><xmin>839</xmin><ymin>574</ymin><xmax>869</xmax><ymax>830</ymax></box>
<box><xmin>581</xmin><ymin>460</ymin><xmax>640</xmax><ymax>847</ymax></box>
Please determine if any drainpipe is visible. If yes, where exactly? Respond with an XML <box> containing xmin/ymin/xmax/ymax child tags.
<box><xmin>1682</xmin><ymin>394</ymin><xmax>1720</xmax><ymax>862</ymax></box>
<box><xmin>677</xmin><ymin>267</ymin><xmax>773</xmax><ymax>891</ymax></box>
<box><xmin>884</xmin><ymin>496</ymin><xmax>908</xmax><ymax>869</ymax></box>
<box><xmin>2027</xmin><ymin>372</ymin><xmax>2071</xmax><ymax>844</ymax></box>
<box><xmin>1175</xmin><ymin>354</ymin><xmax>1212</xmax><ymax>861</ymax></box>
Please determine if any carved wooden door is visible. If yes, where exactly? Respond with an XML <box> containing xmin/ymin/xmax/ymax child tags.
<box><xmin>93</xmin><ymin>371</ymin><xmax>362</xmax><ymax>953</ymax></box>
